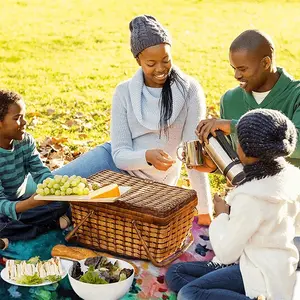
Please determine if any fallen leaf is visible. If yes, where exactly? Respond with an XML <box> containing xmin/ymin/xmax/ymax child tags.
<box><xmin>37</xmin><ymin>135</ymin><xmax>91</xmax><ymax>171</ymax></box>
<box><xmin>72</xmin><ymin>140</ymin><xmax>88</xmax><ymax>146</ymax></box>
<box><xmin>52</xmin><ymin>137</ymin><xmax>69</xmax><ymax>144</ymax></box>
<box><xmin>47</xmin><ymin>108</ymin><xmax>55</xmax><ymax>115</ymax></box>
<box><xmin>65</xmin><ymin>119</ymin><xmax>76</xmax><ymax>127</ymax></box>
<box><xmin>74</xmin><ymin>112</ymin><xmax>84</xmax><ymax>118</ymax></box>
<box><xmin>83</xmin><ymin>122</ymin><xmax>92</xmax><ymax>129</ymax></box>
<box><xmin>50</xmin><ymin>144</ymin><xmax>63</xmax><ymax>151</ymax></box>
<box><xmin>48</xmin><ymin>158</ymin><xmax>65</xmax><ymax>170</ymax></box>
<box><xmin>27</xmin><ymin>112</ymin><xmax>42</xmax><ymax>117</ymax></box>
<box><xmin>78</xmin><ymin>133</ymin><xmax>88</xmax><ymax>139</ymax></box>
<box><xmin>48</xmin><ymin>151</ymin><xmax>63</xmax><ymax>160</ymax></box>
<box><xmin>39</xmin><ymin>137</ymin><xmax>53</xmax><ymax>148</ymax></box>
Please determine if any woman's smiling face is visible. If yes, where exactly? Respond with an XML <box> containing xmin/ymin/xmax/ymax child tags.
<box><xmin>137</xmin><ymin>43</ymin><xmax>172</xmax><ymax>88</ymax></box>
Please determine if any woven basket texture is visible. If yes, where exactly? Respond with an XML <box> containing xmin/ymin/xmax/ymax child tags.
<box><xmin>70</xmin><ymin>170</ymin><xmax>198</xmax><ymax>261</ymax></box>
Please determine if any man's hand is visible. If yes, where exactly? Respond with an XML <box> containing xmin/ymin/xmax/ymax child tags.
<box><xmin>146</xmin><ymin>149</ymin><xmax>176</xmax><ymax>171</ymax></box>
<box><xmin>191</xmin><ymin>149</ymin><xmax>218</xmax><ymax>173</ymax></box>
<box><xmin>213</xmin><ymin>193</ymin><xmax>230</xmax><ymax>217</ymax></box>
<box><xmin>196</xmin><ymin>118</ymin><xmax>232</xmax><ymax>144</ymax></box>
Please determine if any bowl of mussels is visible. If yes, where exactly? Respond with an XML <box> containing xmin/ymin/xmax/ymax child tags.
<box><xmin>68</xmin><ymin>256</ymin><xmax>134</xmax><ymax>300</ymax></box>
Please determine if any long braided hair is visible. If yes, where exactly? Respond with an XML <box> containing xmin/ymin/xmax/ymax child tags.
<box><xmin>159</xmin><ymin>68</ymin><xmax>187</xmax><ymax>138</ymax></box>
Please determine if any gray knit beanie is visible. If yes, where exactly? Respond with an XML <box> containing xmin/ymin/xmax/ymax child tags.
<box><xmin>237</xmin><ymin>109</ymin><xmax>297</xmax><ymax>159</ymax></box>
<box><xmin>129</xmin><ymin>15</ymin><xmax>171</xmax><ymax>57</ymax></box>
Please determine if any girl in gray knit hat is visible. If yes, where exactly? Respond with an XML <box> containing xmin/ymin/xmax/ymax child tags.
<box><xmin>167</xmin><ymin>108</ymin><xmax>300</xmax><ymax>300</ymax></box>
<box><xmin>52</xmin><ymin>15</ymin><xmax>212</xmax><ymax>225</ymax></box>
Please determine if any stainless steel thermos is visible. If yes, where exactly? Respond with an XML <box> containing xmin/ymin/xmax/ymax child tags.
<box><xmin>204</xmin><ymin>131</ymin><xmax>245</xmax><ymax>185</ymax></box>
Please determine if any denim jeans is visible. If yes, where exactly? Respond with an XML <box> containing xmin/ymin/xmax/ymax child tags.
<box><xmin>166</xmin><ymin>261</ymin><xmax>253</xmax><ymax>300</ymax></box>
<box><xmin>53</xmin><ymin>142</ymin><xmax>127</xmax><ymax>177</ymax></box>
<box><xmin>26</xmin><ymin>142</ymin><xmax>127</xmax><ymax>194</ymax></box>
<box><xmin>0</xmin><ymin>201</ymin><xmax>69</xmax><ymax>241</ymax></box>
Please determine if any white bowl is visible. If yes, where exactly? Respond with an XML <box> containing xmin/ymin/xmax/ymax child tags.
<box><xmin>68</xmin><ymin>257</ymin><xmax>134</xmax><ymax>300</ymax></box>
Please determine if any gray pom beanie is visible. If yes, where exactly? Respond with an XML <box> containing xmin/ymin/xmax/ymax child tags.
<box><xmin>129</xmin><ymin>15</ymin><xmax>171</xmax><ymax>58</ymax></box>
<box><xmin>237</xmin><ymin>109</ymin><xmax>297</xmax><ymax>160</ymax></box>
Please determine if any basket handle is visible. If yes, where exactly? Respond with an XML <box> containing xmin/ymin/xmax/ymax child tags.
<box><xmin>65</xmin><ymin>210</ymin><xmax>94</xmax><ymax>242</ymax></box>
<box><xmin>132</xmin><ymin>220</ymin><xmax>193</xmax><ymax>267</ymax></box>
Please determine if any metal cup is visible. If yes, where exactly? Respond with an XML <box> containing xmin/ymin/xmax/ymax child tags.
<box><xmin>177</xmin><ymin>140</ymin><xmax>203</xmax><ymax>167</ymax></box>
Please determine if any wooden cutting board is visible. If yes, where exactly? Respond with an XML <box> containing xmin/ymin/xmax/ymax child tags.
<box><xmin>34</xmin><ymin>186</ymin><xmax>131</xmax><ymax>202</ymax></box>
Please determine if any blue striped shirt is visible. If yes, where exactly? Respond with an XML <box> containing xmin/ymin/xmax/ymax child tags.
<box><xmin>0</xmin><ymin>133</ymin><xmax>52</xmax><ymax>219</ymax></box>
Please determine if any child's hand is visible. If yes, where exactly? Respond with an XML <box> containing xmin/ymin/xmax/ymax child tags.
<box><xmin>33</xmin><ymin>199</ymin><xmax>51</xmax><ymax>207</ymax></box>
<box><xmin>27</xmin><ymin>194</ymin><xmax>49</xmax><ymax>206</ymax></box>
<box><xmin>213</xmin><ymin>193</ymin><xmax>230</xmax><ymax>216</ymax></box>
<box><xmin>16</xmin><ymin>194</ymin><xmax>50</xmax><ymax>213</ymax></box>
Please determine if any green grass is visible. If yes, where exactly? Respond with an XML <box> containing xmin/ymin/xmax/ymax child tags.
<box><xmin>1</xmin><ymin>0</ymin><xmax>300</xmax><ymax>191</ymax></box>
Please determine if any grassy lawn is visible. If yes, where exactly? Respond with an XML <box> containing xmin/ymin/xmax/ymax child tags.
<box><xmin>1</xmin><ymin>0</ymin><xmax>300</xmax><ymax>189</ymax></box>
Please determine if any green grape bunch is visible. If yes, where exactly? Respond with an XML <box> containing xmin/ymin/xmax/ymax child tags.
<box><xmin>36</xmin><ymin>175</ymin><xmax>90</xmax><ymax>196</ymax></box>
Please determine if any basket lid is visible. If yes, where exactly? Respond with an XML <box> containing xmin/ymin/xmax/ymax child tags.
<box><xmin>88</xmin><ymin>170</ymin><xmax>197</xmax><ymax>218</ymax></box>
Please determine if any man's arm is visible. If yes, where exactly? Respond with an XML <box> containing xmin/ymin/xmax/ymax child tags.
<box><xmin>220</xmin><ymin>95</ymin><xmax>239</xmax><ymax>134</ymax></box>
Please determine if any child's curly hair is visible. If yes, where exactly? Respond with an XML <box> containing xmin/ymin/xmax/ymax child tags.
<box><xmin>0</xmin><ymin>90</ymin><xmax>23</xmax><ymax>121</ymax></box>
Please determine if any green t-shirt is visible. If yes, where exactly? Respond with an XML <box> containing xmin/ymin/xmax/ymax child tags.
<box><xmin>221</xmin><ymin>67</ymin><xmax>300</xmax><ymax>167</ymax></box>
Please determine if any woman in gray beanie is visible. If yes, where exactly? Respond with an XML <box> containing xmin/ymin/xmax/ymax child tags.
<box><xmin>166</xmin><ymin>108</ymin><xmax>300</xmax><ymax>300</ymax></box>
<box><xmin>51</xmin><ymin>15</ymin><xmax>212</xmax><ymax>225</ymax></box>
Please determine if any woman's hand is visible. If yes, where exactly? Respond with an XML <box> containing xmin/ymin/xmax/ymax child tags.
<box><xmin>196</xmin><ymin>118</ymin><xmax>231</xmax><ymax>144</ymax></box>
<box><xmin>213</xmin><ymin>193</ymin><xmax>230</xmax><ymax>217</ymax></box>
<box><xmin>146</xmin><ymin>149</ymin><xmax>176</xmax><ymax>171</ymax></box>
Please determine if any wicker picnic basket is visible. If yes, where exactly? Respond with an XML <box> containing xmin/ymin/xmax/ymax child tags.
<box><xmin>66</xmin><ymin>170</ymin><xmax>198</xmax><ymax>267</ymax></box>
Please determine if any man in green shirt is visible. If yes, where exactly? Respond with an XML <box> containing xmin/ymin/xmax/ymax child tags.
<box><xmin>196</xmin><ymin>29</ymin><xmax>300</xmax><ymax>168</ymax></box>
<box><xmin>195</xmin><ymin>29</ymin><xmax>300</xmax><ymax>270</ymax></box>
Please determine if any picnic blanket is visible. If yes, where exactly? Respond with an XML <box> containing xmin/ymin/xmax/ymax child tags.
<box><xmin>0</xmin><ymin>217</ymin><xmax>213</xmax><ymax>300</ymax></box>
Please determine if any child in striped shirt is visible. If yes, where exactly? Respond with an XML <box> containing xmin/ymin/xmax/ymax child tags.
<box><xmin>0</xmin><ymin>90</ymin><xmax>69</xmax><ymax>242</ymax></box>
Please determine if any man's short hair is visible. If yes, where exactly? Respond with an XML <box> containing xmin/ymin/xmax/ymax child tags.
<box><xmin>230</xmin><ymin>30</ymin><xmax>275</xmax><ymax>59</ymax></box>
